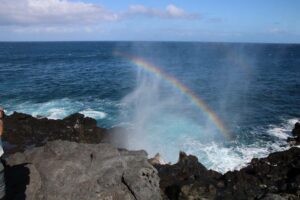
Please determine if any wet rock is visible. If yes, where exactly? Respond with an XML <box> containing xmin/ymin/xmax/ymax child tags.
<box><xmin>3</xmin><ymin>112</ymin><xmax>300</xmax><ymax>199</ymax></box>
<box><xmin>155</xmin><ymin>152</ymin><xmax>221</xmax><ymax>200</ymax></box>
<box><xmin>5</xmin><ymin>140</ymin><xmax>161</xmax><ymax>200</ymax></box>
<box><xmin>3</xmin><ymin>112</ymin><xmax>107</xmax><ymax>154</ymax></box>
<box><xmin>292</xmin><ymin>122</ymin><xmax>300</xmax><ymax>137</ymax></box>
<box><xmin>155</xmin><ymin>148</ymin><xmax>300</xmax><ymax>200</ymax></box>
<box><xmin>287</xmin><ymin>137</ymin><xmax>298</xmax><ymax>146</ymax></box>
<box><xmin>289</xmin><ymin>122</ymin><xmax>300</xmax><ymax>146</ymax></box>
<box><xmin>287</xmin><ymin>122</ymin><xmax>300</xmax><ymax>146</ymax></box>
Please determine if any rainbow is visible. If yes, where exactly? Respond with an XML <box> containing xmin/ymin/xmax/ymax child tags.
<box><xmin>115</xmin><ymin>52</ymin><xmax>232</xmax><ymax>139</ymax></box>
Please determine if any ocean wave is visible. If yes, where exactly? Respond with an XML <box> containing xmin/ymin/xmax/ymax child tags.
<box><xmin>79</xmin><ymin>109</ymin><xmax>107</xmax><ymax>119</ymax></box>
<box><xmin>267</xmin><ymin>118</ymin><xmax>298</xmax><ymax>139</ymax></box>
<box><xmin>3</xmin><ymin>97</ymin><xmax>298</xmax><ymax>173</ymax></box>
<box><xmin>178</xmin><ymin>118</ymin><xmax>297</xmax><ymax>173</ymax></box>
<box><xmin>47</xmin><ymin>108</ymin><xmax>69</xmax><ymax>119</ymax></box>
<box><xmin>4</xmin><ymin>98</ymin><xmax>116</xmax><ymax>123</ymax></box>
<box><xmin>181</xmin><ymin>138</ymin><xmax>288</xmax><ymax>173</ymax></box>
<box><xmin>8</xmin><ymin>98</ymin><xmax>81</xmax><ymax>119</ymax></box>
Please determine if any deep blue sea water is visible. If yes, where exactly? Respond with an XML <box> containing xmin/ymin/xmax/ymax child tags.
<box><xmin>0</xmin><ymin>42</ymin><xmax>299</xmax><ymax>172</ymax></box>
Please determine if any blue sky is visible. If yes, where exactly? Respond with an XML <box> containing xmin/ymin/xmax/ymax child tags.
<box><xmin>0</xmin><ymin>0</ymin><xmax>299</xmax><ymax>43</ymax></box>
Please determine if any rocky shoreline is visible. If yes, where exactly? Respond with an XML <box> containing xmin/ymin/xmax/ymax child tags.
<box><xmin>2</xmin><ymin>112</ymin><xmax>300</xmax><ymax>200</ymax></box>
<box><xmin>2</xmin><ymin>112</ymin><xmax>108</xmax><ymax>155</ymax></box>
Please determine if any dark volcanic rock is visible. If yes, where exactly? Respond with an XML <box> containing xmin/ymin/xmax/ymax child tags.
<box><xmin>155</xmin><ymin>152</ymin><xmax>221</xmax><ymax>200</ymax></box>
<box><xmin>156</xmin><ymin>148</ymin><xmax>300</xmax><ymax>200</ymax></box>
<box><xmin>287</xmin><ymin>122</ymin><xmax>300</xmax><ymax>146</ymax></box>
<box><xmin>292</xmin><ymin>122</ymin><xmax>300</xmax><ymax>138</ymax></box>
<box><xmin>3</xmin><ymin>112</ymin><xmax>107</xmax><ymax>154</ymax></box>
<box><xmin>5</xmin><ymin>140</ymin><xmax>161</xmax><ymax>200</ymax></box>
<box><xmin>3</xmin><ymin>112</ymin><xmax>300</xmax><ymax>199</ymax></box>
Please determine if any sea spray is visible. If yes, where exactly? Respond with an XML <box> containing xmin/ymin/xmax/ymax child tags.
<box><xmin>115</xmin><ymin>60</ymin><xmax>227</xmax><ymax>162</ymax></box>
<box><xmin>1</xmin><ymin>42</ymin><xmax>298</xmax><ymax>173</ymax></box>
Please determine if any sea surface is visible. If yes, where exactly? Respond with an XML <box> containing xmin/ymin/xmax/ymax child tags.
<box><xmin>0</xmin><ymin>42</ymin><xmax>299</xmax><ymax>172</ymax></box>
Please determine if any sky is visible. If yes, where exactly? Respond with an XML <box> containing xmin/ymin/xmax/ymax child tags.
<box><xmin>0</xmin><ymin>0</ymin><xmax>299</xmax><ymax>43</ymax></box>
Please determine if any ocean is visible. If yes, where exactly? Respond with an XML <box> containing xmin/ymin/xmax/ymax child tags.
<box><xmin>0</xmin><ymin>42</ymin><xmax>299</xmax><ymax>172</ymax></box>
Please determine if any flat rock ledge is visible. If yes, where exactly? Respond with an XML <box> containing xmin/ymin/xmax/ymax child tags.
<box><xmin>5</xmin><ymin>140</ymin><xmax>161</xmax><ymax>200</ymax></box>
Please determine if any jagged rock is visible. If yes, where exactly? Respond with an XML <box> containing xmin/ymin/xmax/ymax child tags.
<box><xmin>3</xmin><ymin>112</ymin><xmax>300</xmax><ymax>199</ymax></box>
<box><xmin>155</xmin><ymin>148</ymin><xmax>300</xmax><ymax>200</ymax></box>
<box><xmin>5</xmin><ymin>140</ymin><xmax>161</xmax><ymax>200</ymax></box>
<box><xmin>292</xmin><ymin>122</ymin><xmax>300</xmax><ymax>137</ymax></box>
<box><xmin>155</xmin><ymin>152</ymin><xmax>221</xmax><ymax>200</ymax></box>
<box><xmin>3</xmin><ymin>112</ymin><xmax>107</xmax><ymax>154</ymax></box>
<box><xmin>287</xmin><ymin>137</ymin><xmax>298</xmax><ymax>146</ymax></box>
<box><xmin>287</xmin><ymin>122</ymin><xmax>300</xmax><ymax>146</ymax></box>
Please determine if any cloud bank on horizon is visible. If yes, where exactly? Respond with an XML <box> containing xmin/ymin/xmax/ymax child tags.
<box><xmin>0</xmin><ymin>0</ymin><xmax>118</xmax><ymax>25</ymax></box>
<box><xmin>0</xmin><ymin>0</ymin><xmax>299</xmax><ymax>43</ymax></box>
<box><xmin>0</xmin><ymin>0</ymin><xmax>196</xmax><ymax>26</ymax></box>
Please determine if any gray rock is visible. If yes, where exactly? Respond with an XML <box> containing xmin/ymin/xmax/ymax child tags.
<box><xmin>5</xmin><ymin>140</ymin><xmax>161</xmax><ymax>200</ymax></box>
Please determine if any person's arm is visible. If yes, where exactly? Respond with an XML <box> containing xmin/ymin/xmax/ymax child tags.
<box><xmin>0</xmin><ymin>120</ymin><xmax>3</xmax><ymax>137</ymax></box>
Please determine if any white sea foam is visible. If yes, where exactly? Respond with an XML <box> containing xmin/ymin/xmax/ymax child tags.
<box><xmin>267</xmin><ymin>127</ymin><xmax>290</xmax><ymax>139</ymax></box>
<box><xmin>47</xmin><ymin>108</ymin><xmax>69</xmax><ymax>119</ymax></box>
<box><xmin>11</xmin><ymin>98</ymin><xmax>80</xmax><ymax>119</ymax></box>
<box><xmin>79</xmin><ymin>109</ymin><xmax>107</xmax><ymax>119</ymax></box>
<box><xmin>180</xmin><ymin>137</ymin><xmax>288</xmax><ymax>173</ymax></box>
<box><xmin>267</xmin><ymin>118</ymin><xmax>298</xmax><ymax>140</ymax></box>
<box><xmin>119</xmin><ymin>70</ymin><xmax>298</xmax><ymax>173</ymax></box>
<box><xmin>177</xmin><ymin>118</ymin><xmax>297</xmax><ymax>173</ymax></box>
<box><xmin>142</xmin><ymin>118</ymin><xmax>296</xmax><ymax>173</ymax></box>
<box><xmin>6</xmin><ymin>98</ymin><xmax>114</xmax><ymax>121</ymax></box>
<box><xmin>5</xmin><ymin>96</ymin><xmax>298</xmax><ymax>174</ymax></box>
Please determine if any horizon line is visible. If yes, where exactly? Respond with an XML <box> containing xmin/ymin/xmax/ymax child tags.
<box><xmin>0</xmin><ymin>40</ymin><xmax>299</xmax><ymax>45</ymax></box>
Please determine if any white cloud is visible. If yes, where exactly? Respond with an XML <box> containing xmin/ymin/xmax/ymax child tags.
<box><xmin>0</xmin><ymin>0</ymin><xmax>118</xmax><ymax>26</ymax></box>
<box><xmin>12</xmin><ymin>26</ymin><xmax>102</xmax><ymax>33</ymax></box>
<box><xmin>0</xmin><ymin>0</ymin><xmax>198</xmax><ymax>30</ymax></box>
<box><xmin>126</xmin><ymin>4</ymin><xmax>198</xmax><ymax>19</ymax></box>
<box><xmin>166</xmin><ymin>4</ymin><xmax>187</xmax><ymax>18</ymax></box>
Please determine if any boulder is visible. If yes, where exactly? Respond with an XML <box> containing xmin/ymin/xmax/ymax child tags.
<box><xmin>5</xmin><ymin>140</ymin><xmax>161</xmax><ymax>200</ymax></box>
<box><xmin>3</xmin><ymin>112</ymin><xmax>107</xmax><ymax>154</ymax></box>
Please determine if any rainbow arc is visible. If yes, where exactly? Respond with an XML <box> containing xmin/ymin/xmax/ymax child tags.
<box><xmin>115</xmin><ymin>52</ymin><xmax>232</xmax><ymax>139</ymax></box>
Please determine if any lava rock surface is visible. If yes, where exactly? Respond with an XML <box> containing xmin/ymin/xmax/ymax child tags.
<box><xmin>5</xmin><ymin>140</ymin><xmax>161</xmax><ymax>200</ymax></box>
<box><xmin>155</xmin><ymin>148</ymin><xmax>300</xmax><ymax>200</ymax></box>
<box><xmin>3</xmin><ymin>112</ymin><xmax>107</xmax><ymax>154</ymax></box>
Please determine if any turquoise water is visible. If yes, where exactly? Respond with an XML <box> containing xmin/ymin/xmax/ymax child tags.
<box><xmin>0</xmin><ymin>42</ymin><xmax>299</xmax><ymax>172</ymax></box>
